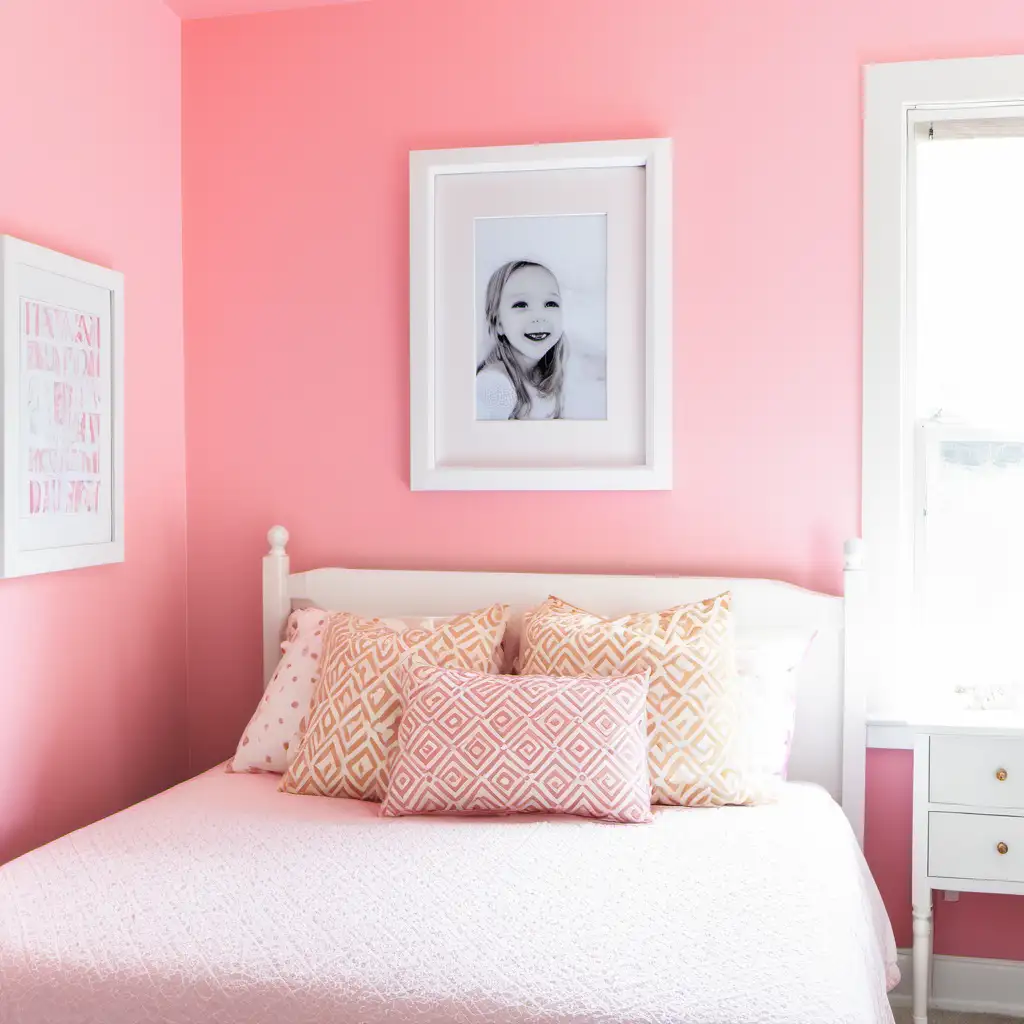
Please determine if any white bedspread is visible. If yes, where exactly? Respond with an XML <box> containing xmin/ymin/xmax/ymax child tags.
<box><xmin>0</xmin><ymin>768</ymin><xmax>897</xmax><ymax>1024</ymax></box>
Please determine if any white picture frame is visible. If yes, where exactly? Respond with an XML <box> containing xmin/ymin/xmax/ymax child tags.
<box><xmin>0</xmin><ymin>236</ymin><xmax>124</xmax><ymax>577</ymax></box>
<box><xmin>410</xmin><ymin>138</ymin><xmax>672</xmax><ymax>491</ymax></box>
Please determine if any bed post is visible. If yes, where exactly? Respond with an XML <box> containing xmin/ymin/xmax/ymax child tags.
<box><xmin>842</xmin><ymin>537</ymin><xmax>868</xmax><ymax>847</ymax></box>
<box><xmin>263</xmin><ymin>525</ymin><xmax>291</xmax><ymax>688</ymax></box>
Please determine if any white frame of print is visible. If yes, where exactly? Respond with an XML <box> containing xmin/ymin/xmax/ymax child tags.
<box><xmin>0</xmin><ymin>236</ymin><xmax>125</xmax><ymax>577</ymax></box>
<box><xmin>410</xmin><ymin>138</ymin><xmax>673</xmax><ymax>491</ymax></box>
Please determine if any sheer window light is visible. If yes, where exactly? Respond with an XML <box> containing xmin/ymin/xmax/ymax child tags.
<box><xmin>912</xmin><ymin>121</ymin><xmax>1024</xmax><ymax>699</ymax></box>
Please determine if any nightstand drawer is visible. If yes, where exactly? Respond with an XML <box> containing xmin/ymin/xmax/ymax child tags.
<box><xmin>929</xmin><ymin>812</ymin><xmax>1024</xmax><ymax>882</ymax></box>
<box><xmin>929</xmin><ymin>734</ymin><xmax>1024</xmax><ymax>808</ymax></box>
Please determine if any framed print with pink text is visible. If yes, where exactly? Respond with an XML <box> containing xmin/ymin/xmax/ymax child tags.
<box><xmin>0</xmin><ymin>237</ymin><xmax>124</xmax><ymax>577</ymax></box>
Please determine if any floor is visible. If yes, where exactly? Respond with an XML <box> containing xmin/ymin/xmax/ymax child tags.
<box><xmin>892</xmin><ymin>1010</ymin><xmax>1023</xmax><ymax>1023</ymax></box>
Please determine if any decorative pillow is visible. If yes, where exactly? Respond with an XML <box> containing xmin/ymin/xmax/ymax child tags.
<box><xmin>280</xmin><ymin>603</ymin><xmax>509</xmax><ymax>802</ymax></box>
<box><xmin>735</xmin><ymin>629</ymin><xmax>816</xmax><ymax>780</ymax></box>
<box><xmin>370</xmin><ymin>615</ymin><xmax>507</xmax><ymax>675</ymax></box>
<box><xmin>519</xmin><ymin>593</ymin><xmax>763</xmax><ymax>807</ymax></box>
<box><xmin>229</xmin><ymin>607</ymin><xmax>329</xmax><ymax>774</ymax></box>
<box><xmin>381</xmin><ymin>661</ymin><xmax>653</xmax><ymax>823</ymax></box>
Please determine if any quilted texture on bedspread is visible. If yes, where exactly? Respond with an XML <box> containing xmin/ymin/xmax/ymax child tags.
<box><xmin>0</xmin><ymin>769</ymin><xmax>897</xmax><ymax>1024</ymax></box>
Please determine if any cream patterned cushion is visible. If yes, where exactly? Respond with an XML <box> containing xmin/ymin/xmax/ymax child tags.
<box><xmin>382</xmin><ymin>661</ymin><xmax>653</xmax><ymax>823</ymax></box>
<box><xmin>372</xmin><ymin>616</ymin><xmax>508</xmax><ymax>676</ymax></box>
<box><xmin>735</xmin><ymin>628</ymin><xmax>815</xmax><ymax>781</ymax></box>
<box><xmin>280</xmin><ymin>604</ymin><xmax>509</xmax><ymax>802</ymax></box>
<box><xmin>519</xmin><ymin>593</ymin><xmax>762</xmax><ymax>806</ymax></box>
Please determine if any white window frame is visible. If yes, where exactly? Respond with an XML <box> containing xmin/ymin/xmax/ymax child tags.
<box><xmin>863</xmin><ymin>55</ymin><xmax>1024</xmax><ymax>715</ymax></box>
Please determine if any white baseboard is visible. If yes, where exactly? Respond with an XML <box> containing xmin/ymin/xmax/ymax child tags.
<box><xmin>890</xmin><ymin>949</ymin><xmax>1024</xmax><ymax>1017</ymax></box>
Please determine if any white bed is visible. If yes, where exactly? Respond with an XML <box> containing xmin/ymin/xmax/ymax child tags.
<box><xmin>0</xmin><ymin>528</ymin><xmax>896</xmax><ymax>1024</ymax></box>
<box><xmin>0</xmin><ymin>768</ymin><xmax>896</xmax><ymax>1024</ymax></box>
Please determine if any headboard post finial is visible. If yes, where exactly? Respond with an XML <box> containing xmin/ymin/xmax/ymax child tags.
<box><xmin>268</xmin><ymin>525</ymin><xmax>290</xmax><ymax>555</ymax></box>
<box><xmin>843</xmin><ymin>537</ymin><xmax>865</xmax><ymax>572</ymax></box>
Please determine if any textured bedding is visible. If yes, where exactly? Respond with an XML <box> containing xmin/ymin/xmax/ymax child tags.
<box><xmin>0</xmin><ymin>768</ymin><xmax>898</xmax><ymax>1024</ymax></box>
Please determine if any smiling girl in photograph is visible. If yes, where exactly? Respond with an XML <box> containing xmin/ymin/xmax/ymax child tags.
<box><xmin>476</xmin><ymin>260</ymin><xmax>567</xmax><ymax>420</ymax></box>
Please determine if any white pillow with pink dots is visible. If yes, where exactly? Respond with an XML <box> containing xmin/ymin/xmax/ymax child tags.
<box><xmin>229</xmin><ymin>607</ymin><xmax>329</xmax><ymax>774</ymax></box>
<box><xmin>229</xmin><ymin>607</ymin><xmax>506</xmax><ymax>774</ymax></box>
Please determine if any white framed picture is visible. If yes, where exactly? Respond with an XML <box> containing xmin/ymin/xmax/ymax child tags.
<box><xmin>410</xmin><ymin>138</ymin><xmax>672</xmax><ymax>491</ymax></box>
<box><xmin>0</xmin><ymin>237</ymin><xmax>124</xmax><ymax>577</ymax></box>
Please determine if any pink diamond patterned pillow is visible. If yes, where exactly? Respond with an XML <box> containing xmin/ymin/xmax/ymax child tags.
<box><xmin>381</xmin><ymin>661</ymin><xmax>653</xmax><ymax>824</ymax></box>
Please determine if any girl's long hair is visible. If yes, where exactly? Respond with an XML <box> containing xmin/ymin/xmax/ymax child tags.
<box><xmin>477</xmin><ymin>260</ymin><xmax>566</xmax><ymax>419</ymax></box>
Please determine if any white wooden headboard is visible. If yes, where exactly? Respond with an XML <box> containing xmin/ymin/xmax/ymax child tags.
<box><xmin>261</xmin><ymin>526</ymin><xmax>868</xmax><ymax>844</ymax></box>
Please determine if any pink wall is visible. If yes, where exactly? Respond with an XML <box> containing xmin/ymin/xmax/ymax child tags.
<box><xmin>182</xmin><ymin>0</ymin><xmax>1024</xmax><ymax>958</ymax></box>
<box><xmin>0</xmin><ymin>0</ymin><xmax>187</xmax><ymax>865</ymax></box>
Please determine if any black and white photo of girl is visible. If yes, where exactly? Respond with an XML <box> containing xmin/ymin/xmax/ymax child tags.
<box><xmin>474</xmin><ymin>214</ymin><xmax>607</xmax><ymax>421</ymax></box>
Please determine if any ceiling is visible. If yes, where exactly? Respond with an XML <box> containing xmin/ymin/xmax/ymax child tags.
<box><xmin>165</xmin><ymin>0</ymin><xmax>361</xmax><ymax>19</ymax></box>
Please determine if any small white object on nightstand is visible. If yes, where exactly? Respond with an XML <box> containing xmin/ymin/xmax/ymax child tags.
<box><xmin>911</xmin><ymin>713</ymin><xmax>1024</xmax><ymax>1023</ymax></box>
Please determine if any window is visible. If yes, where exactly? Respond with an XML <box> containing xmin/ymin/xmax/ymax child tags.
<box><xmin>913</xmin><ymin>115</ymin><xmax>1024</xmax><ymax>696</ymax></box>
<box><xmin>863</xmin><ymin>58</ymin><xmax>1024</xmax><ymax>713</ymax></box>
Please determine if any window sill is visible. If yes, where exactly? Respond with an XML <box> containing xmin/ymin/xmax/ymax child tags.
<box><xmin>867</xmin><ymin>717</ymin><xmax>915</xmax><ymax>750</ymax></box>
<box><xmin>867</xmin><ymin>710</ymin><xmax>1024</xmax><ymax>748</ymax></box>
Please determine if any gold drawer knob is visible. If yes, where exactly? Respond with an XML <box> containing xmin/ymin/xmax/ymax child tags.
<box><xmin>997</xmin><ymin>842</ymin><xmax>1009</xmax><ymax>855</ymax></box>
<box><xmin>996</xmin><ymin>768</ymin><xmax>1009</xmax><ymax>782</ymax></box>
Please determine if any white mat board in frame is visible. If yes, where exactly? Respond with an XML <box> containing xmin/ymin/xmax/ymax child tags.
<box><xmin>410</xmin><ymin>139</ymin><xmax>672</xmax><ymax>491</ymax></box>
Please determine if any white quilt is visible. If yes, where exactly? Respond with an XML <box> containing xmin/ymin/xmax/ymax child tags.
<box><xmin>0</xmin><ymin>768</ymin><xmax>898</xmax><ymax>1024</ymax></box>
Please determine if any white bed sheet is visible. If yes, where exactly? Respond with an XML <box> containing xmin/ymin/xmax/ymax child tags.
<box><xmin>0</xmin><ymin>768</ymin><xmax>897</xmax><ymax>1024</ymax></box>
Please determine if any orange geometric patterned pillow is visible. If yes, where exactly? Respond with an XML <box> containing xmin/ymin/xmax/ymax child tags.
<box><xmin>519</xmin><ymin>593</ymin><xmax>758</xmax><ymax>807</ymax></box>
<box><xmin>280</xmin><ymin>603</ymin><xmax>509</xmax><ymax>802</ymax></box>
<box><xmin>359</xmin><ymin>614</ymin><xmax>507</xmax><ymax>676</ymax></box>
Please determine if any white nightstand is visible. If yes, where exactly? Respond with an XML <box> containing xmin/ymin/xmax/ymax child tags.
<box><xmin>912</xmin><ymin>713</ymin><xmax>1024</xmax><ymax>1023</ymax></box>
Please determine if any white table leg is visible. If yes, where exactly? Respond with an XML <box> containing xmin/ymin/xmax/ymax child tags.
<box><xmin>912</xmin><ymin>901</ymin><xmax>932</xmax><ymax>1024</ymax></box>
